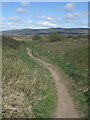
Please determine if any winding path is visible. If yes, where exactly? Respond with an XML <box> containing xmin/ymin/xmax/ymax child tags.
<box><xmin>27</xmin><ymin>48</ymin><xmax>79</xmax><ymax>118</ymax></box>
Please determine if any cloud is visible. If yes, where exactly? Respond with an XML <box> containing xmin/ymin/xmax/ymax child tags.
<box><xmin>38</xmin><ymin>16</ymin><xmax>55</xmax><ymax>21</ymax></box>
<box><xmin>1</xmin><ymin>18</ymin><xmax>33</xmax><ymax>30</ymax></box>
<box><xmin>0</xmin><ymin>23</ymin><xmax>2</xmax><ymax>28</ymax></box>
<box><xmin>37</xmin><ymin>21</ymin><xmax>57</xmax><ymax>28</ymax></box>
<box><xmin>20</xmin><ymin>2</ymin><xmax>30</xmax><ymax>6</ymax></box>
<box><xmin>8</xmin><ymin>16</ymin><xmax>32</xmax><ymax>24</ymax></box>
<box><xmin>65</xmin><ymin>3</ymin><xmax>75</xmax><ymax>12</ymax></box>
<box><xmin>8</xmin><ymin>16</ymin><xmax>23</xmax><ymax>23</ymax></box>
<box><xmin>26</xmin><ymin>20</ymin><xmax>32</xmax><ymax>23</ymax></box>
<box><xmin>65</xmin><ymin>13</ymin><xmax>76</xmax><ymax>20</ymax></box>
<box><xmin>2</xmin><ymin>22</ymin><xmax>24</xmax><ymax>30</ymax></box>
<box><xmin>16</xmin><ymin>8</ymin><xmax>26</xmax><ymax>13</ymax></box>
<box><xmin>7</xmin><ymin>22</ymin><xmax>12</xmax><ymax>25</ymax></box>
<box><xmin>0</xmin><ymin>2</ymin><xmax>2</xmax><ymax>7</ymax></box>
<box><xmin>64</xmin><ymin>12</ymin><xmax>86</xmax><ymax>21</ymax></box>
<box><xmin>77</xmin><ymin>21</ymin><xmax>88</xmax><ymax>27</ymax></box>
<box><xmin>0</xmin><ymin>17</ymin><xmax>6</xmax><ymax>22</ymax></box>
<box><xmin>62</xmin><ymin>20</ymin><xmax>88</xmax><ymax>28</ymax></box>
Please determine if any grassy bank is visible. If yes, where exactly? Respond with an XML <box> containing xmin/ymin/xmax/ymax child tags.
<box><xmin>26</xmin><ymin>39</ymin><xmax>88</xmax><ymax>116</ymax></box>
<box><xmin>2</xmin><ymin>36</ymin><xmax>56</xmax><ymax>118</ymax></box>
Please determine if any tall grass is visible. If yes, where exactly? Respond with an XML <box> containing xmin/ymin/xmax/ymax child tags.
<box><xmin>27</xmin><ymin>40</ymin><xmax>88</xmax><ymax>115</ymax></box>
<box><xmin>2</xmin><ymin>36</ymin><xmax>56</xmax><ymax>118</ymax></box>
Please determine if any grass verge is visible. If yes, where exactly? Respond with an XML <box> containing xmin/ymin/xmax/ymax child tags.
<box><xmin>2</xmin><ymin>36</ymin><xmax>57</xmax><ymax>118</ymax></box>
<box><xmin>26</xmin><ymin>40</ymin><xmax>88</xmax><ymax>116</ymax></box>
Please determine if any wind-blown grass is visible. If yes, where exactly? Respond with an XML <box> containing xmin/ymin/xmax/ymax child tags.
<box><xmin>26</xmin><ymin>39</ymin><xmax>88</xmax><ymax>115</ymax></box>
<box><xmin>2</xmin><ymin>36</ymin><xmax>56</xmax><ymax>118</ymax></box>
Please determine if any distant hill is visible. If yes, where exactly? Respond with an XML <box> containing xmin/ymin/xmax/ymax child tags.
<box><xmin>2</xmin><ymin>28</ymin><xmax>88</xmax><ymax>36</ymax></box>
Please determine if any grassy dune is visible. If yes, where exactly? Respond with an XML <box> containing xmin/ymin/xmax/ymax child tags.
<box><xmin>26</xmin><ymin>38</ymin><xmax>88</xmax><ymax>115</ymax></box>
<box><xmin>2</xmin><ymin>36</ymin><xmax>56</xmax><ymax>118</ymax></box>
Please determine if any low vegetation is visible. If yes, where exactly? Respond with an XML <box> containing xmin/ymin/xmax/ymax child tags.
<box><xmin>2</xmin><ymin>33</ymin><xmax>88</xmax><ymax>118</ymax></box>
<box><xmin>26</xmin><ymin>36</ymin><xmax>88</xmax><ymax>116</ymax></box>
<box><xmin>32</xmin><ymin>34</ymin><xmax>41</xmax><ymax>41</ymax></box>
<box><xmin>2</xmin><ymin>36</ymin><xmax>56</xmax><ymax>118</ymax></box>
<box><xmin>48</xmin><ymin>33</ymin><xmax>62</xmax><ymax>42</ymax></box>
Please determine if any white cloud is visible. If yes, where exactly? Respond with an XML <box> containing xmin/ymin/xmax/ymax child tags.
<box><xmin>37</xmin><ymin>21</ymin><xmax>57</xmax><ymax>28</ymax></box>
<box><xmin>16</xmin><ymin>8</ymin><xmax>26</xmax><ymax>13</ymax></box>
<box><xmin>8</xmin><ymin>16</ymin><xmax>23</xmax><ymax>23</ymax></box>
<box><xmin>8</xmin><ymin>17</ymin><xmax>32</xmax><ymax>24</ymax></box>
<box><xmin>47</xmin><ymin>17</ymin><xmax>54</xmax><ymax>21</ymax></box>
<box><xmin>20</xmin><ymin>2</ymin><xmax>30</xmax><ymax>6</ymax></box>
<box><xmin>0</xmin><ymin>2</ymin><xmax>2</xmax><ymax>7</ymax></box>
<box><xmin>38</xmin><ymin>16</ymin><xmax>54</xmax><ymax>21</ymax></box>
<box><xmin>62</xmin><ymin>20</ymin><xmax>88</xmax><ymax>28</ymax></box>
<box><xmin>34</xmin><ymin>26</ymin><xmax>50</xmax><ymax>29</ymax></box>
<box><xmin>65</xmin><ymin>3</ymin><xmax>75</xmax><ymax>12</ymax></box>
<box><xmin>0</xmin><ymin>17</ymin><xmax>6</xmax><ymax>22</ymax></box>
<box><xmin>26</xmin><ymin>20</ymin><xmax>32</xmax><ymax>23</ymax></box>
<box><xmin>65</xmin><ymin>12</ymin><xmax>86</xmax><ymax>20</ymax></box>
<box><xmin>77</xmin><ymin>21</ymin><xmax>88</xmax><ymax>27</ymax></box>
<box><xmin>65</xmin><ymin>13</ymin><xmax>75</xmax><ymax>20</ymax></box>
<box><xmin>2</xmin><ymin>22</ymin><xmax>24</xmax><ymax>30</ymax></box>
<box><xmin>7</xmin><ymin>22</ymin><xmax>12</xmax><ymax>25</ymax></box>
<box><xmin>2</xmin><ymin>18</ymin><xmax>33</xmax><ymax>30</ymax></box>
<box><xmin>0</xmin><ymin>23</ymin><xmax>2</xmax><ymax>27</ymax></box>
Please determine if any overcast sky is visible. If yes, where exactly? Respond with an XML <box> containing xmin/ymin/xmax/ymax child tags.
<box><xmin>0</xmin><ymin>2</ymin><xmax>88</xmax><ymax>30</ymax></box>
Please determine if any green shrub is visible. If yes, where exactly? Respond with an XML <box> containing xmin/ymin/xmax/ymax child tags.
<box><xmin>32</xmin><ymin>34</ymin><xmax>41</xmax><ymax>41</ymax></box>
<box><xmin>48</xmin><ymin>33</ymin><xmax>62</xmax><ymax>42</ymax></box>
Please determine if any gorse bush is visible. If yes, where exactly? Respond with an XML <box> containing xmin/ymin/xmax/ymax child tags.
<box><xmin>2</xmin><ymin>36</ymin><xmax>22</xmax><ymax>49</ymax></box>
<box><xmin>48</xmin><ymin>33</ymin><xmax>62</xmax><ymax>42</ymax></box>
<box><xmin>32</xmin><ymin>34</ymin><xmax>41</xmax><ymax>41</ymax></box>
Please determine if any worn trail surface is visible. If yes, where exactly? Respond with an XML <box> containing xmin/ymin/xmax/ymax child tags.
<box><xmin>27</xmin><ymin>48</ymin><xmax>79</xmax><ymax>118</ymax></box>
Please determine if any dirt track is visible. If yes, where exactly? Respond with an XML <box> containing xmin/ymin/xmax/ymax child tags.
<box><xmin>27</xmin><ymin>48</ymin><xmax>79</xmax><ymax>118</ymax></box>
